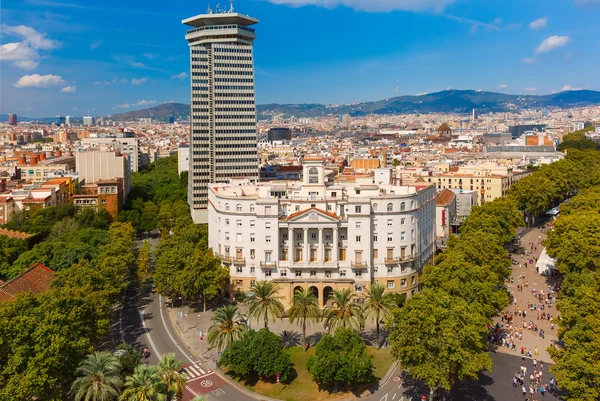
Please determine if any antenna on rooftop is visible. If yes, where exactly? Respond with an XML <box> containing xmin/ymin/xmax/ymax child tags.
<box><xmin>395</xmin><ymin>79</ymin><xmax>399</xmax><ymax>95</ymax></box>
<box><xmin>229</xmin><ymin>0</ymin><xmax>234</xmax><ymax>13</ymax></box>
<box><xmin>207</xmin><ymin>4</ymin><xmax>213</xmax><ymax>13</ymax></box>
<box><xmin>215</xmin><ymin>3</ymin><xmax>221</xmax><ymax>13</ymax></box>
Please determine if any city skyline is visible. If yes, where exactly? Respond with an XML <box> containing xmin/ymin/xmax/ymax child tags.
<box><xmin>1</xmin><ymin>0</ymin><xmax>599</xmax><ymax>117</ymax></box>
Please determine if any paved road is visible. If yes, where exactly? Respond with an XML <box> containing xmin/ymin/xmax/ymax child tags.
<box><xmin>121</xmin><ymin>284</ymin><xmax>258</xmax><ymax>401</ymax></box>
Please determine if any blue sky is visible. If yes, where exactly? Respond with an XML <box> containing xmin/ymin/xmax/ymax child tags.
<box><xmin>1</xmin><ymin>0</ymin><xmax>599</xmax><ymax>117</ymax></box>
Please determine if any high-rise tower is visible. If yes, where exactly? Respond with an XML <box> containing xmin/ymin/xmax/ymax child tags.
<box><xmin>183</xmin><ymin>10</ymin><xmax>259</xmax><ymax>224</ymax></box>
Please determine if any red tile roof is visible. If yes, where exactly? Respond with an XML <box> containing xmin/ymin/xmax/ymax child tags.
<box><xmin>0</xmin><ymin>228</ymin><xmax>33</xmax><ymax>240</ymax></box>
<box><xmin>436</xmin><ymin>188</ymin><xmax>456</xmax><ymax>207</ymax></box>
<box><xmin>0</xmin><ymin>262</ymin><xmax>55</xmax><ymax>301</ymax></box>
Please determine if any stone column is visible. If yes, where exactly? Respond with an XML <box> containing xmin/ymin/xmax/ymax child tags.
<box><xmin>333</xmin><ymin>227</ymin><xmax>339</xmax><ymax>261</ymax></box>
<box><xmin>303</xmin><ymin>227</ymin><xmax>309</xmax><ymax>263</ymax></box>
<box><xmin>288</xmin><ymin>227</ymin><xmax>294</xmax><ymax>263</ymax></box>
<box><xmin>318</xmin><ymin>227</ymin><xmax>324</xmax><ymax>262</ymax></box>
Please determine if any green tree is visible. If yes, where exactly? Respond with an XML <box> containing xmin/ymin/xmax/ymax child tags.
<box><xmin>180</xmin><ymin>249</ymin><xmax>228</xmax><ymax>312</ymax></box>
<box><xmin>120</xmin><ymin>364</ymin><xmax>166</xmax><ymax>401</ymax></box>
<box><xmin>157</xmin><ymin>354</ymin><xmax>186</xmax><ymax>401</ymax></box>
<box><xmin>386</xmin><ymin>288</ymin><xmax>491</xmax><ymax>401</ymax></box>
<box><xmin>248</xmin><ymin>280</ymin><xmax>285</xmax><ymax>328</ymax></box>
<box><xmin>288</xmin><ymin>287</ymin><xmax>321</xmax><ymax>349</ymax></box>
<box><xmin>115</xmin><ymin>343</ymin><xmax>142</xmax><ymax>377</ymax></box>
<box><xmin>307</xmin><ymin>327</ymin><xmax>374</xmax><ymax>389</ymax></box>
<box><xmin>207</xmin><ymin>305</ymin><xmax>249</xmax><ymax>351</ymax></box>
<box><xmin>362</xmin><ymin>283</ymin><xmax>397</xmax><ymax>347</ymax></box>
<box><xmin>323</xmin><ymin>288</ymin><xmax>364</xmax><ymax>332</ymax></box>
<box><xmin>70</xmin><ymin>352</ymin><xmax>123</xmax><ymax>401</ymax></box>
<box><xmin>137</xmin><ymin>241</ymin><xmax>152</xmax><ymax>283</ymax></box>
<box><xmin>219</xmin><ymin>328</ymin><xmax>292</xmax><ymax>382</ymax></box>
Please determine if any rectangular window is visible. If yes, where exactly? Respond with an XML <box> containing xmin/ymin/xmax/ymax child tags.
<box><xmin>250</xmin><ymin>234</ymin><xmax>255</xmax><ymax>243</ymax></box>
<box><xmin>373</xmin><ymin>235</ymin><xmax>378</xmax><ymax>242</ymax></box>
<box><xmin>225</xmin><ymin>219</ymin><xmax>230</xmax><ymax>226</ymax></box>
<box><xmin>250</xmin><ymin>249</ymin><xmax>255</xmax><ymax>259</ymax></box>
<box><xmin>340</xmin><ymin>269</ymin><xmax>346</xmax><ymax>277</ymax></box>
<box><xmin>387</xmin><ymin>219</ymin><xmax>393</xmax><ymax>226</ymax></box>
<box><xmin>297</xmin><ymin>232</ymin><xmax>302</xmax><ymax>240</ymax></box>
<box><xmin>265</xmin><ymin>222</ymin><xmax>271</xmax><ymax>229</ymax></box>
<box><xmin>236</xmin><ymin>266</ymin><xmax>243</xmax><ymax>273</ymax></box>
<box><xmin>250</xmin><ymin>220</ymin><xmax>255</xmax><ymax>227</ymax></box>
<box><xmin>387</xmin><ymin>280</ymin><xmax>395</xmax><ymax>289</ymax></box>
<box><xmin>250</xmin><ymin>280</ymin><xmax>256</xmax><ymax>287</ymax></box>
<box><xmin>236</xmin><ymin>220</ymin><xmax>242</xmax><ymax>227</ymax></box>
<box><xmin>387</xmin><ymin>233</ymin><xmax>393</xmax><ymax>242</ymax></box>
<box><xmin>327</xmin><ymin>205</ymin><xmax>332</xmax><ymax>211</ymax></box>
<box><xmin>236</xmin><ymin>233</ymin><xmax>242</xmax><ymax>243</ymax></box>
<box><xmin>401</xmin><ymin>232</ymin><xmax>405</xmax><ymax>241</ymax></box>
<box><xmin>281</xmin><ymin>270</ymin><xmax>287</xmax><ymax>277</ymax></box>
<box><xmin>265</xmin><ymin>206</ymin><xmax>272</xmax><ymax>214</ymax></box>
<box><xmin>373</xmin><ymin>249</ymin><xmax>378</xmax><ymax>258</ymax></box>
<box><xmin>310</xmin><ymin>271</ymin><xmax>316</xmax><ymax>277</ymax></box>
<box><xmin>283</xmin><ymin>234</ymin><xmax>288</xmax><ymax>240</ymax></box>
<box><xmin>411</xmin><ymin>229</ymin><xmax>415</xmax><ymax>240</ymax></box>
<box><xmin>295</xmin><ymin>205</ymin><xmax>300</xmax><ymax>211</ymax></box>
<box><xmin>325</xmin><ymin>271</ymin><xmax>331</xmax><ymax>278</ymax></box>
<box><xmin>411</xmin><ymin>276</ymin><xmax>415</xmax><ymax>284</ymax></box>
<box><xmin>401</xmin><ymin>218</ymin><xmax>405</xmax><ymax>225</ymax></box>
<box><xmin>355</xmin><ymin>205</ymin><xmax>362</xmax><ymax>213</ymax></box>
<box><xmin>225</xmin><ymin>232</ymin><xmax>230</xmax><ymax>241</ymax></box>
<box><xmin>401</xmin><ymin>279</ymin><xmax>407</xmax><ymax>287</ymax></box>
<box><xmin>295</xmin><ymin>270</ymin><xmax>302</xmax><ymax>277</ymax></box>
<box><xmin>251</xmin><ymin>266</ymin><xmax>255</xmax><ymax>273</ymax></box>
<box><xmin>355</xmin><ymin>221</ymin><xmax>361</xmax><ymax>229</ymax></box>
<box><xmin>331</xmin><ymin>192</ymin><xmax>337</xmax><ymax>198</ymax></box>
<box><xmin>265</xmin><ymin>236</ymin><xmax>271</xmax><ymax>243</ymax></box>
<box><xmin>311</xmin><ymin>232</ymin><xmax>317</xmax><ymax>240</ymax></box>
<box><xmin>356</xmin><ymin>235</ymin><xmax>361</xmax><ymax>243</ymax></box>
<box><xmin>325</xmin><ymin>234</ymin><xmax>331</xmax><ymax>240</ymax></box>
<box><xmin>340</xmin><ymin>233</ymin><xmax>346</xmax><ymax>240</ymax></box>
<box><xmin>265</xmin><ymin>270</ymin><xmax>272</xmax><ymax>277</ymax></box>
<box><xmin>355</xmin><ymin>270</ymin><xmax>363</xmax><ymax>277</ymax></box>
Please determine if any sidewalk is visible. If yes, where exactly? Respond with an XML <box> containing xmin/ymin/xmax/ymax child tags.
<box><xmin>494</xmin><ymin>223</ymin><xmax>560</xmax><ymax>363</ymax></box>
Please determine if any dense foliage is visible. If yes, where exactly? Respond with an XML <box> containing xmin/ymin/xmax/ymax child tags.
<box><xmin>307</xmin><ymin>327</ymin><xmax>375</xmax><ymax>388</ymax></box>
<box><xmin>0</xmin><ymin>222</ymin><xmax>136</xmax><ymax>400</ymax></box>
<box><xmin>558</xmin><ymin>126</ymin><xmax>597</xmax><ymax>151</ymax></box>
<box><xmin>219</xmin><ymin>328</ymin><xmax>293</xmax><ymax>382</ymax></box>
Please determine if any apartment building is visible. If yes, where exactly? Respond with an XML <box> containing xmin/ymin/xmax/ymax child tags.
<box><xmin>208</xmin><ymin>157</ymin><xmax>436</xmax><ymax>308</ymax></box>
<box><xmin>75</xmin><ymin>149</ymin><xmax>131</xmax><ymax>196</ymax></box>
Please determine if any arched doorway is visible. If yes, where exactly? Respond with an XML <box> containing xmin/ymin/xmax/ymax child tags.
<box><xmin>323</xmin><ymin>286</ymin><xmax>334</xmax><ymax>305</ymax></box>
<box><xmin>308</xmin><ymin>286</ymin><xmax>319</xmax><ymax>301</ymax></box>
<box><xmin>293</xmin><ymin>286</ymin><xmax>303</xmax><ymax>295</ymax></box>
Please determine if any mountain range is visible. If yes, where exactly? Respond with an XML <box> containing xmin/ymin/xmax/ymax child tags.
<box><xmin>3</xmin><ymin>89</ymin><xmax>600</xmax><ymax>122</ymax></box>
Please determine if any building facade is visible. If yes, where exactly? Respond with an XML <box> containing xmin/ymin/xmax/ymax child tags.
<box><xmin>81</xmin><ymin>137</ymin><xmax>141</xmax><ymax>172</ymax></box>
<box><xmin>8</xmin><ymin>114</ymin><xmax>17</xmax><ymax>126</ymax></box>
<box><xmin>208</xmin><ymin>158</ymin><xmax>436</xmax><ymax>308</ymax></box>
<box><xmin>75</xmin><ymin>149</ymin><xmax>131</xmax><ymax>196</ymax></box>
<box><xmin>183</xmin><ymin>11</ymin><xmax>260</xmax><ymax>224</ymax></box>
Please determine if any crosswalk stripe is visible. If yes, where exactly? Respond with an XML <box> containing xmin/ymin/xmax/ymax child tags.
<box><xmin>194</xmin><ymin>364</ymin><xmax>206</xmax><ymax>375</ymax></box>
<box><xmin>186</xmin><ymin>366</ymin><xmax>201</xmax><ymax>378</ymax></box>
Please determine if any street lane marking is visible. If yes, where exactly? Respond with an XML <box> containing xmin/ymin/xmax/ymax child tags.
<box><xmin>393</xmin><ymin>393</ymin><xmax>397</xmax><ymax>400</ymax></box>
<box><xmin>158</xmin><ymin>294</ymin><xmax>195</xmax><ymax>364</ymax></box>
<box><xmin>380</xmin><ymin>393</ymin><xmax>388</xmax><ymax>401</ymax></box>
<box><xmin>187</xmin><ymin>365</ymin><xmax>201</xmax><ymax>377</ymax></box>
<box><xmin>138</xmin><ymin>307</ymin><xmax>161</xmax><ymax>359</ymax></box>
<box><xmin>212</xmin><ymin>389</ymin><xmax>225</xmax><ymax>396</ymax></box>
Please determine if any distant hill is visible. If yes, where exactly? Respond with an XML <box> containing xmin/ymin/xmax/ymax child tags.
<box><xmin>108</xmin><ymin>102</ymin><xmax>189</xmax><ymax>121</ymax></box>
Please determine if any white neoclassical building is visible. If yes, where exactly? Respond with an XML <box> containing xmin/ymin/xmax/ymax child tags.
<box><xmin>208</xmin><ymin>157</ymin><xmax>436</xmax><ymax>308</ymax></box>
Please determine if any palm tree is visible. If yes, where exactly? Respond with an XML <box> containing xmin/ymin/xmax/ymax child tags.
<box><xmin>362</xmin><ymin>283</ymin><xmax>397</xmax><ymax>347</ymax></box>
<box><xmin>120</xmin><ymin>364</ymin><xmax>166</xmax><ymax>401</ymax></box>
<box><xmin>323</xmin><ymin>288</ymin><xmax>364</xmax><ymax>332</ymax></box>
<box><xmin>207</xmin><ymin>304</ymin><xmax>248</xmax><ymax>351</ymax></box>
<box><xmin>157</xmin><ymin>353</ymin><xmax>186</xmax><ymax>401</ymax></box>
<box><xmin>288</xmin><ymin>287</ymin><xmax>321</xmax><ymax>349</ymax></box>
<box><xmin>248</xmin><ymin>280</ymin><xmax>285</xmax><ymax>328</ymax></box>
<box><xmin>71</xmin><ymin>352</ymin><xmax>123</xmax><ymax>401</ymax></box>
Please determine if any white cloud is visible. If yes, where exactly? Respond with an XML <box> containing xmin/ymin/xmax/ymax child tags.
<box><xmin>89</xmin><ymin>40</ymin><xmax>103</xmax><ymax>50</ymax></box>
<box><xmin>113</xmin><ymin>100</ymin><xmax>156</xmax><ymax>109</ymax></box>
<box><xmin>499</xmin><ymin>84</ymin><xmax>509</xmax><ymax>89</ymax></box>
<box><xmin>562</xmin><ymin>84</ymin><xmax>583</xmax><ymax>91</ymax></box>
<box><xmin>93</xmin><ymin>81</ymin><xmax>101</xmax><ymax>85</ymax></box>
<box><xmin>61</xmin><ymin>85</ymin><xmax>76</xmax><ymax>93</ymax></box>
<box><xmin>535</xmin><ymin>35</ymin><xmax>571</xmax><ymax>54</ymax></box>
<box><xmin>523</xmin><ymin>57</ymin><xmax>536</xmax><ymax>63</ymax></box>
<box><xmin>142</xmin><ymin>53</ymin><xmax>158</xmax><ymax>59</ymax></box>
<box><xmin>73</xmin><ymin>107</ymin><xmax>78</xmax><ymax>111</ymax></box>
<box><xmin>15</xmin><ymin>60</ymin><xmax>40</xmax><ymax>70</ymax></box>
<box><xmin>529</xmin><ymin>17</ymin><xmax>547</xmax><ymax>30</ymax></box>
<box><xmin>0</xmin><ymin>25</ymin><xmax>59</xmax><ymax>70</ymax></box>
<box><xmin>265</xmin><ymin>0</ymin><xmax>454</xmax><ymax>12</ymax></box>
<box><xmin>14</xmin><ymin>73</ymin><xmax>65</xmax><ymax>88</ymax></box>
<box><xmin>171</xmin><ymin>72</ymin><xmax>188</xmax><ymax>79</ymax></box>
<box><xmin>524</xmin><ymin>87</ymin><xmax>537</xmax><ymax>92</ymax></box>
<box><xmin>131</xmin><ymin>78</ymin><xmax>147</xmax><ymax>85</ymax></box>
<box><xmin>120</xmin><ymin>78</ymin><xmax>129</xmax><ymax>83</ymax></box>
<box><xmin>112</xmin><ymin>76</ymin><xmax>118</xmax><ymax>84</ymax></box>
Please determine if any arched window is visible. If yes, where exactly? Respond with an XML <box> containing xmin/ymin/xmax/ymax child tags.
<box><xmin>250</xmin><ymin>204</ymin><xmax>255</xmax><ymax>213</ymax></box>
<box><xmin>411</xmin><ymin>200</ymin><xmax>415</xmax><ymax>209</ymax></box>
<box><xmin>308</xmin><ymin>167</ymin><xmax>319</xmax><ymax>184</ymax></box>
<box><xmin>236</xmin><ymin>204</ymin><xmax>242</xmax><ymax>212</ymax></box>
<box><xmin>225</xmin><ymin>203</ymin><xmax>230</xmax><ymax>211</ymax></box>
<box><xmin>400</xmin><ymin>202</ymin><xmax>406</xmax><ymax>211</ymax></box>
<box><xmin>387</xmin><ymin>203</ymin><xmax>393</xmax><ymax>212</ymax></box>
<box><xmin>373</xmin><ymin>203</ymin><xmax>378</xmax><ymax>212</ymax></box>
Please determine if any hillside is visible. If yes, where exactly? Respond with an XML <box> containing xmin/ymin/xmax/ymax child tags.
<box><xmin>108</xmin><ymin>102</ymin><xmax>189</xmax><ymax>121</ymax></box>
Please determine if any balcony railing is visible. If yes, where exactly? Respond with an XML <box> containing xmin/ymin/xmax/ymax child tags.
<box><xmin>351</xmin><ymin>261</ymin><xmax>368</xmax><ymax>268</ymax></box>
<box><xmin>233</xmin><ymin>257</ymin><xmax>245</xmax><ymax>265</ymax></box>
<box><xmin>260</xmin><ymin>261</ymin><xmax>277</xmax><ymax>268</ymax></box>
<box><xmin>220</xmin><ymin>255</ymin><xmax>232</xmax><ymax>265</ymax></box>
<box><xmin>384</xmin><ymin>257</ymin><xmax>399</xmax><ymax>264</ymax></box>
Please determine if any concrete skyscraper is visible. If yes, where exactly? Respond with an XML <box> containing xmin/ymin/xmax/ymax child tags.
<box><xmin>183</xmin><ymin>10</ymin><xmax>259</xmax><ymax>224</ymax></box>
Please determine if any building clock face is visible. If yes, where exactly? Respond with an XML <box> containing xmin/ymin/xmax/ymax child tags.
<box><xmin>309</xmin><ymin>212</ymin><xmax>317</xmax><ymax>221</ymax></box>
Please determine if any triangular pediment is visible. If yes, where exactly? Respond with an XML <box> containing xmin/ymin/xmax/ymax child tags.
<box><xmin>287</xmin><ymin>207</ymin><xmax>339</xmax><ymax>223</ymax></box>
